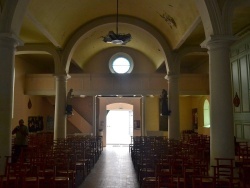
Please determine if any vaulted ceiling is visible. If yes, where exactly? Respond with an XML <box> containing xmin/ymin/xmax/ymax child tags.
<box><xmin>16</xmin><ymin>0</ymin><xmax>250</xmax><ymax>73</ymax></box>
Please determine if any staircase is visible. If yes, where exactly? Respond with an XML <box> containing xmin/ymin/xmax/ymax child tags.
<box><xmin>67</xmin><ymin>109</ymin><xmax>92</xmax><ymax>133</ymax></box>
<box><xmin>46</xmin><ymin>97</ymin><xmax>92</xmax><ymax>133</ymax></box>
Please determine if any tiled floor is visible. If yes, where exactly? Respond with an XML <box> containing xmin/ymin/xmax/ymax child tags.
<box><xmin>77</xmin><ymin>145</ymin><xmax>139</xmax><ymax>188</ymax></box>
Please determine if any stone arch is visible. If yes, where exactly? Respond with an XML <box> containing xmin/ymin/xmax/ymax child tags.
<box><xmin>195</xmin><ymin>0</ymin><xmax>239</xmax><ymax>39</ymax></box>
<box><xmin>107</xmin><ymin>102</ymin><xmax>133</xmax><ymax>111</ymax></box>
<box><xmin>0</xmin><ymin>0</ymin><xmax>29</xmax><ymax>37</ymax></box>
<box><xmin>61</xmin><ymin>15</ymin><xmax>173</xmax><ymax>74</ymax></box>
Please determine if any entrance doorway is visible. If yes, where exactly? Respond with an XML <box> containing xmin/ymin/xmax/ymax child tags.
<box><xmin>106</xmin><ymin>110</ymin><xmax>133</xmax><ymax>145</ymax></box>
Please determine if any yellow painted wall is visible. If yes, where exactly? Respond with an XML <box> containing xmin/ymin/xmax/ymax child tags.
<box><xmin>144</xmin><ymin>97</ymin><xmax>166</xmax><ymax>135</ymax></box>
<box><xmin>143</xmin><ymin>96</ymin><xmax>211</xmax><ymax>137</ymax></box>
<box><xmin>179</xmin><ymin>97</ymin><xmax>193</xmax><ymax>131</ymax></box>
<box><xmin>13</xmin><ymin>57</ymin><xmax>54</xmax><ymax>131</ymax></box>
<box><xmin>179</xmin><ymin>95</ymin><xmax>210</xmax><ymax>136</ymax></box>
<box><xmin>84</xmin><ymin>47</ymin><xmax>155</xmax><ymax>73</ymax></box>
<box><xmin>144</xmin><ymin>96</ymin><xmax>211</xmax><ymax>137</ymax></box>
<box><xmin>14</xmin><ymin>57</ymin><xmax>211</xmax><ymax>137</ymax></box>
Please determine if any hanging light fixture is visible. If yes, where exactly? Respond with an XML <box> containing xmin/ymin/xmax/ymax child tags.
<box><xmin>103</xmin><ymin>0</ymin><xmax>131</xmax><ymax>45</ymax></box>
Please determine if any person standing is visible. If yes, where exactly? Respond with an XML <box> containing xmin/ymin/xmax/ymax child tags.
<box><xmin>11</xmin><ymin>119</ymin><xmax>29</xmax><ymax>163</ymax></box>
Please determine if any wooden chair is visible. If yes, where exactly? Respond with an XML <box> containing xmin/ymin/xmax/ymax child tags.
<box><xmin>49</xmin><ymin>165</ymin><xmax>69</xmax><ymax>188</ymax></box>
<box><xmin>235</xmin><ymin>142</ymin><xmax>248</xmax><ymax>167</ymax></box>
<box><xmin>37</xmin><ymin>155</ymin><xmax>55</xmax><ymax>187</ymax></box>
<box><xmin>212</xmin><ymin>158</ymin><xmax>240</xmax><ymax>188</ymax></box>
<box><xmin>20</xmin><ymin>164</ymin><xmax>40</xmax><ymax>188</ymax></box>
<box><xmin>142</xmin><ymin>176</ymin><xmax>158</xmax><ymax>188</ymax></box>
<box><xmin>74</xmin><ymin>148</ymin><xmax>90</xmax><ymax>179</ymax></box>
<box><xmin>53</xmin><ymin>156</ymin><xmax>74</xmax><ymax>188</ymax></box>
<box><xmin>139</xmin><ymin>153</ymin><xmax>157</xmax><ymax>187</ymax></box>
<box><xmin>238</xmin><ymin>147</ymin><xmax>250</xmax><ymax>187</ymax></box>
<box><xmin>2</xmin><ymin>150</ymin><xmax>47</xmax><ymax>188</ymax></box>
<box><xmin>182</xmin><ymin>162</ymin><xmax>203</xmax><ymax>188</ymax></box>
<box><xmin>242</xmin><ymin>146</ymin><xmax>250</xmax><ymax>163</ymax></box>
<box><xmin>192</xmin><ymin>175</ymin><xmax>215</xmax><ymax>188</ymax></box>
<box><xmin>158</xmin><ymin>174</ymin><xmax>179</xmax><ymax>188</ymax></box>
<box><xmin>156</xmin><ymin>160</ymin><xmax>174</xmax><ymax>188</ymax></box>
<box><xmin>0</xmin><ymin>156</ymin><xmax>20</xmax><ymax>188</ymax></box>
<box><xmin>239</xmin><ymin>164</ymin><xmax>250</xmax><ymax>188</ymax></box>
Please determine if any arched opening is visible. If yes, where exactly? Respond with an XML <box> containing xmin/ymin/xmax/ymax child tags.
<box><xmin>203</xmin><ymin>99</ymin><xmax>210</xmax><ymax>128</ymax></box>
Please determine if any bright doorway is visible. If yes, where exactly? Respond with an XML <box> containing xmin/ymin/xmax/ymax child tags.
<box><xmin>106</xmin><ymin>110</ymin><xmax>133</xmax><ymax>145</ymax></box>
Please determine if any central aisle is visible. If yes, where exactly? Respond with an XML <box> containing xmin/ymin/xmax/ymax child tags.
<box><xmin>78</xmin><ymin>145</ymin><xmax>139</xmax><ymax>188</ymax></box>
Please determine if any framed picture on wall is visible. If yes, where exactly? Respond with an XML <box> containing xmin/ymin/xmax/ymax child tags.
<box><xmin>28</xmin><ymin>116</ymin><xmax>44</xmax><ymax>132</ymax></box>
<box><xmin>46</xmin><ymin>116</ymin><xmax>54</xmax><ymax>131</ymax></box>
<box><xmin>192</xmin><ymin>108</ymin><xmax>198</xmax><ymax>130</ymax></box>
<box><xmin>134</xmin><ymin>120</ymin><xmax>140</xmax><ymax>129</ymax></box>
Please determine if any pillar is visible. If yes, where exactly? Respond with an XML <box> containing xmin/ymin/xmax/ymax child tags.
<box><xmin>166</xmin><ymin>74</ymin><xmax>180</xmax><ymax>139</ymax></box>
<box><xmin>0</xmin><ymin>34</ymin><xmax>22</xmax><ymax>174</ymax></box>
<box><xmin>141</xmin><ymin>96</ymin><xmax>145</xmax><ymax>136</ymax></box>
<box><xmin>204</xmin><ymin>35</ymin><xmax>235</xmax><ymax>165</ymax></box>
<box><xmin>54</xmin><ymin>74</ymin><xmax>68</xmax><ymax>139</ymax></box>
<box><xmin>93</xmin><ymin>96</ymin><xmax>97</xmax><ymax>136</ymax></box>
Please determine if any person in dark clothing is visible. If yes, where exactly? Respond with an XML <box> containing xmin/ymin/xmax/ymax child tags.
<box><xmin>12</xmin><ymin>119</ymin><xmax>29</xmax><ymax>163</ymax></box>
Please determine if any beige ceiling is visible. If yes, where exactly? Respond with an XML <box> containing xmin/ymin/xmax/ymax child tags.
<box><xmin>17</xmin><ymin>0</ymin><xmax>250</xmax><ymax>73</ymax></box>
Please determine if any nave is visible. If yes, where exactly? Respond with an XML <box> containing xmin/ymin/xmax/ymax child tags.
<box><xmin>77</xmin><ymin>145</ymin><xmax>139</xmax><ymax>188</ymax></box>
<box><xmin>1</xmin><ymin>134</ymin><xmax>250</xmax><ymax>188</ymax></box>
<box><xmin>79</xmin><ymin>134</ymin><xmax>250</xmax><ymax>188</ymax></box>
<box><xmin>1</xmin><ymin>134</ymin><xmax>139</xmax><ymax>188</ymax></box>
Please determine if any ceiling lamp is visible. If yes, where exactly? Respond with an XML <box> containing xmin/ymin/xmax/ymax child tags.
<box><xmin>103</xmin><ymin>0</ymin><xmax>131</xmax><ymax>45</ymax></box>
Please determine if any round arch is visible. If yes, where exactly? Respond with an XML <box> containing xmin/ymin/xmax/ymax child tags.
<box><xmin>62</xmin><ymin>15</ymin><xmax>173</xmax><ymax>73</ymax></box>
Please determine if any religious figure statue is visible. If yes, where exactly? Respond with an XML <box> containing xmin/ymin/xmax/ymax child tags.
<box><xmin>66</xmin><ymin>88</ymin><xmax>74</xmax><ymax>115</ymax></box>
<box><xmin>160</xmin><ymin>89</ymin><xmax>171</xmax><ymax>116</ymax></box>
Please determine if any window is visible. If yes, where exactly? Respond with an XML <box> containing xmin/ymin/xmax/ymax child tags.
<box><xmin>109</xmin><ymin>52</ymin><xmax>134</xmax><ymax>74</ymax></box>
<box><xmin>203</xmin><ymin>99</ymin><xmax>210</xmax><ymax>128</ymax></box>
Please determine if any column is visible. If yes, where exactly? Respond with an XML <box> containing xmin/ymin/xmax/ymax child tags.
<box><xmin>204</xmin><ymin>35</ymin><xmax>235</xmax><ymax>165</ymax></box>
<box><xmin>54</xmin><ymin>74</ymin><xmax>68</xmax><ymax>139</ymax></box>
<box><xmin>141</xmin><ymin>96</ymin><xmax>145</xmax><ymax>136</ymax></box>
<box><xmin>166</xmin><ymin>74</ymin><xmax>180</xmax><ymax>139</ymax></box>
<box><xmin>93</xmin><ymin>96</ymin><xmax>97</xmax><ymax>136</ymax></box>
<box><xmin>0</xmin><ymin>34</ymin><xmax>22</xmax><ymax>174</ymax></box>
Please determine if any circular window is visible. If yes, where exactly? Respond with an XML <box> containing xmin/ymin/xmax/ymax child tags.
<box><xmin>109</xmin><ymin>52</ymin><xmax>134</xmax><ymax>74</ymax></box>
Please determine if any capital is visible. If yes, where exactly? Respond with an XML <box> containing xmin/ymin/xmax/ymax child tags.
<box><xmin>201</xmin><ymin>35</ymin><xmax>236</xmax><ymax>49</ymax></box>
<box><xmin>53</xmin><ymin>73</ymin><xmax>71</xmax><ymax>80</ymax></box>
<box><xmin>165</xmin><ymin>73</ymin><xmax>179</xmax><ymax>80</ymax></box>
<box><xmin>0</xmin><ymin>32</ymin><xmax>23</xmax><ymax>46</ymax></box>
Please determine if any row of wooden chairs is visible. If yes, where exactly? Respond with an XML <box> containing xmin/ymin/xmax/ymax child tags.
<box><xmin>0</xmin><ymin>133</ymin><xmax>103</xmax><ymax>188</ymax></box>
<box><xmin>130</xmin><ymin>135</ymin><xmax>250</xmax><ymax>188</ymax></box>
<box><xmin>235</xmin><ymin>141</ymin><xmax>250</xmax><ymax>163</ymax></box>
<box><xmin>212</xmin><ymin>158</ymin><xmax>241</xmax><ymax>188</ymax></box>
<box><xmin>235</xmin><ymin>141</ymin><xmax>250</xmax><ymax>188</ymax></box>
<box><xmin>130</xmin><ymin>135</ymin><xmax>211</xmax><ymax>188</ymax></box>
